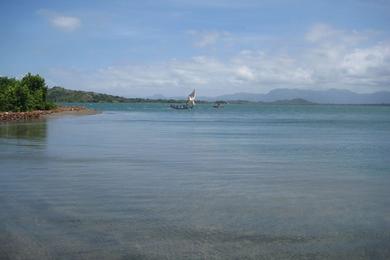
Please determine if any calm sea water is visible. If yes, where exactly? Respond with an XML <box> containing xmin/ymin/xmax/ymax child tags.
<box><xmin>1</xmin><ymin>103</ymin><xmax>390</xmax><ymax>259</ymax></box>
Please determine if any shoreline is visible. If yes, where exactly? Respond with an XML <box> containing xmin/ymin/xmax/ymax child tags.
<box><xmin>0</xmin><ymin>106</ymin><xmax>98</xmax><ymax>122</ymax></box>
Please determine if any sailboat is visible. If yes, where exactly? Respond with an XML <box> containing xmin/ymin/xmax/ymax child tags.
<box><xmin>170</xmin><ymin>89</ymin><xmax>196</xmax><ymax>110</ymax></box>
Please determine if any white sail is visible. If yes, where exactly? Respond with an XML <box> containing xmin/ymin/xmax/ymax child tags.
<box><xmin>187</xmin><ymin>89</ymin><xmax>196</xmax><ymax>106</ymax></box>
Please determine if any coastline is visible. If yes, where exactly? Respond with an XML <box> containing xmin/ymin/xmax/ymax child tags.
<box><xmin>0</xmin><ymin>106</ymin><xmax>98</xmax><ymax>122</ymax></box>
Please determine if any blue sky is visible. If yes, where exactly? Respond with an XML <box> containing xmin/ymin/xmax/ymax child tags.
<box><xmin>1</xmin><ymin>0</ymin><xmax>389</xmax><ymax>97</ymax></box>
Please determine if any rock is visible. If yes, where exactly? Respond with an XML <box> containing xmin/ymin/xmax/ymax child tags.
<box><xmin>0</xmin><ymin>106</ymin><xmax>93</xmax><ymax>122</ymax></box>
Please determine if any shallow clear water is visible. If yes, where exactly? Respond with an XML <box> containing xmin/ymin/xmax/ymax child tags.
<box><xmin>1</xmin><ymin>103</ymin><xmax>390</xmax><ymax>259</ymax></box>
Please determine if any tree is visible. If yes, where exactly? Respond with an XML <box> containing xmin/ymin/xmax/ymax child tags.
<box><xmin>0</xmin><ymin>73</ymin><xmax>55</xmax><ymax>112</ymax></box>
<box><xmin>21</xmin><ymin>73</ymin><xmax>48</xmax><ymax>110</ymax></box>
<box><xmin>21</xmin><ymin>73</ymin><xmax>45</xmax><ymax>92</ymax></box>
<box><xmin>14</xmin><ymin>82</ymin><xmax>32</xmax><ymax>111</ymax></box>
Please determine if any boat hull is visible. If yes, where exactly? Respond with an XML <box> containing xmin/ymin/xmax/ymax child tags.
<box><xmin>170</xmin><ymin>104</ymin><xmax>192</xmax><ymax>110</ymax></box>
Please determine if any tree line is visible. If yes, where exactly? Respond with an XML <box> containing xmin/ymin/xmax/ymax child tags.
<box><xmin>0</xmin><ymin>73</ymin><xmax>56</xmax><ymax>112</ymax></box>
<box><xmin>47</xmin><ymin>87</ymin><xmax>194</xmax><ymax>103</ymax></box>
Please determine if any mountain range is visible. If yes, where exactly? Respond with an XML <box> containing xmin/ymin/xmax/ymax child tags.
<box><xmin>48</xmin><ymin>87</ymin><xmax>390</xmax><ymax>104</ymax></box>
<box><xmin>199</xmin><ymin>88</ymin><xmax>390</xmax><ymax>104</ymax></box>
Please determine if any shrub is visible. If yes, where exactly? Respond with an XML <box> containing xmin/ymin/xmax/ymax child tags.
<box><xmin>0</xmin><ymin>73</ymin><xmax>54</xmax><ymax>112</ymax></box>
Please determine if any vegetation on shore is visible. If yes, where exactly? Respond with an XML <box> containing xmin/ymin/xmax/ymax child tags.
<box><xmin>0</xmin><ymin>73</ymin><xmax>56</xmax><ymax>112</ymax></box>
<box><xmin>47</xmin><ymin>87</ymin><xmax>193</xmax><ymax>103</ymax></box>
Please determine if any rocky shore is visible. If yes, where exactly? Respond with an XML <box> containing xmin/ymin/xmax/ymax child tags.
<box><xmin>0</xmin><ymin>106</ymin><xmax>97</xmax><ymax>122</ymax></box>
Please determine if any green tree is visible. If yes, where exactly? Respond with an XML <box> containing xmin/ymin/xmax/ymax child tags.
<box><xmin>0</xmin><ymin>73</ymin><xmax>55</xmax><ymax>112</ymax></box>
<box><xmin>21</xmin><ymin>73</ymin><xmax>47</xmax><ymax>110</ymax></box>
<box><xmin>14</xmin><ymin>82</ymin><xmax>32</xmax><ymax>111</ymax></box>
<box><xmin>0</xmin><ymin>77</ymin><xmax>18</xmax><ymax>111</ymax></box>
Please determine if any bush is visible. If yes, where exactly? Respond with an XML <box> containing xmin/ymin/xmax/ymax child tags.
<box><xmin>44</xmin><ymin>101</ymin><xmax>57</xmax><ymax>110</ymax></box>
<box><xmin>0</xmin><ymin>73</ymin><xmax>54</xmax><ymax>112</ymax></box>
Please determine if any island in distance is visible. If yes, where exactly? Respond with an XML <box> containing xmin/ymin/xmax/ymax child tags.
<box><xmin>48</xmin><ymin>86</ymin><xmax>390</xmax><ymax>105</ymax></box>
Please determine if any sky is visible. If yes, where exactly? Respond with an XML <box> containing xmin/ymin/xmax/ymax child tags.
<box><xmin>0</xmin><ymin>0</ymin><xmax>389</xmax><ymax>97</ymax></box>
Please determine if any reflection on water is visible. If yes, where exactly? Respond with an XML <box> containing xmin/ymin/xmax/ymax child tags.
<box><xmin>0</xmin><ymin>121</ymin><xmax>47</xmax><ymax>141</ymax></box>
<box><xmin>0</xmin><ymin>104</ymin><xmax>390</xmax><ymax>259</ymax></box>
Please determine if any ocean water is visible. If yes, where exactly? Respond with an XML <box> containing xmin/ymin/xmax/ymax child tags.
<box><xmin>1</xmin><ymin>103</ymin><xmax>390</xmax><ymax>259</ymax></box>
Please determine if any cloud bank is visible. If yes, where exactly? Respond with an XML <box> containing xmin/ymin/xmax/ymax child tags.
<box><xmin>48</xmin><ymin>24</ymin><xmax>390</xmax><ymax>96</ymax></box>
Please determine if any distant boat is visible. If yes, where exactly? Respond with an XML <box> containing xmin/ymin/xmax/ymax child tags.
<box><xmin>213</xmin><ymin>101</ymin><xmax>225</xmax><ymax>108</ymax></box>
<box><xmin>187</xmin><ymin>89</ymin><xmax>196</xmax><ymax>106</ymax></box>
<box><xmin>170</xmin><ymin>104</ymin><xmax>191</xmax><ymax>110</ymax></box>
<box><xmin>170</xmin><ymin>89</ymin><xmax>196</xmax><ymax>110</ymax></box>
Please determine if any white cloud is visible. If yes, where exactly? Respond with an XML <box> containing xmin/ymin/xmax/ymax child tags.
<box><xmin>303</xmin><ymin>24</ymin><xmax>390</xmax><ymax>88</ymax></box>
<box><xmin>236</xmin><ymin>66</ymin><xmax>255</xmax><ymax>81</ymax></box>
<box><xmin>342</xmin><ymin>44</ymin><xmax>390</xmax><ymax>75</ymax></box>
<box><xmin>305</xmin><ymin>23</ymin><xmax>369</xmax><ymax>46</ymax></box>
<box><xmin>188</xmin><ymin>30</ymin><xmax>272</xmax><ymax>50</ymax></box>
<box><xmin>38</xmin><ymin>10</ymin><xmax>81</xmax><ymax>31</ymax></box>
<box><xmin>48</xmin><ymin>24</ymin><xmax>390</xmax><ymax>96</ymax></box>
<box><xmin>306</xmin><ymin>23</ymin><xmax>342</xmax><ymax>43</ymax></box>
<box><xmin>341</xmin><ymin>44</ymin><xmax>390</xmax><ymax>85</ymax></box>
<box><xmin>188</xmin><ymin>30</ymin><xmax>229</xmax><ymax>47</ymax></box>
<box><xmin>51</xmin><ymin>15</ymin><xmax>81</xmax><ymax>31</ymax></box>
<box><xmin>48</xmin><ymin>51</ymin><xmax>314</xmax><ymax>96</ymax></box>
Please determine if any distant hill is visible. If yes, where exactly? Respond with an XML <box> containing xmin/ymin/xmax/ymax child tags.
<box><xmin>206</xmin><ymin>88</ymin><xmax>390</xmax><ymax>104</ymax></box>
<box><xmin>225</xmin><ymin>98</ymin><xmax>315</xmax><ymax>105</ymax></box>
<box><xmin>48</xmin><ymin>87</ymin><xmax>130</xmax><ymax>103</ymax></box>
<box><xmin>260</xmin><ymin>98</ymin><xmax>316</xmax><ymax>105</ymax></box>
<box><xmin>47</xmin><ymin>87</ymin><xmax>182</xmax><ymax>103</ymax></box>
<box><xmin>48</xmin><ymin>87</ymin><xmax>390</xmax><ymax>105</ymax></box>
